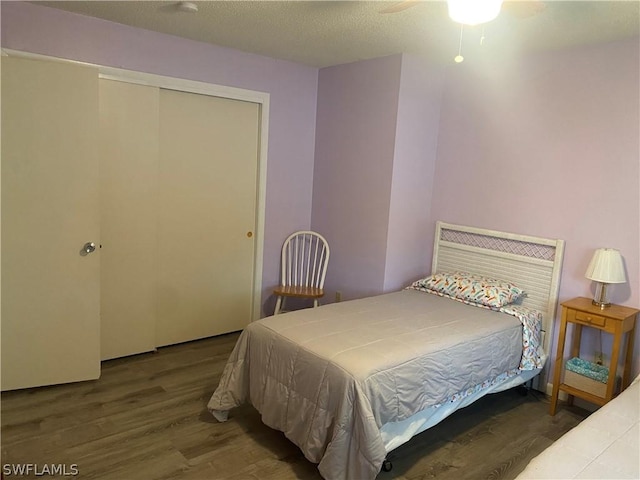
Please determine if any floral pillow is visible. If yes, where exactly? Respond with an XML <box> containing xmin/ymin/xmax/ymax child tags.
<box><xmin>410</xmin><ymin>271</ymin><xmax>526</xmax><ymax>309</ymax></box>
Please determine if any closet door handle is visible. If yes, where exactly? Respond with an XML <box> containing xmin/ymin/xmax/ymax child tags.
<box><xmin>82</xmin><ymin>242</ymin><xmax>96</xmax><ymax>255</ymax></box>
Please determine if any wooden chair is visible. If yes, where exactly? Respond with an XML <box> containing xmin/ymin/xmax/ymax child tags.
<box><xmin>273</xmin><ymin>231</ymin><xmax>330</xmax><ymax>315</ymax></box>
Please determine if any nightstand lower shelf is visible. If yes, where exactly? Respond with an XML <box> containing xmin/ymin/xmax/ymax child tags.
<box><xmin>556</xmin><ymin>383</ymin><xmax>607</xmax><ymax>407</ymax></box>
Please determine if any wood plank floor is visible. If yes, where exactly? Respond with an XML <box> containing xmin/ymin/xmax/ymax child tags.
<box><xmin>1</xmin><ymin>332</ymin><xmax>588</xmax><ymax>479</ymax></box>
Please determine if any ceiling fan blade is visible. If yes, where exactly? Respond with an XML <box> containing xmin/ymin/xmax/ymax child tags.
<box><xmin>379</xmin><ymin>0</ymin><xmax>420</xmax><ymax>14</ymax></box>
<box><xmin>502</xmin><ymin>0</ymin><xmax>546</xmax><ymax>19</ymax></box>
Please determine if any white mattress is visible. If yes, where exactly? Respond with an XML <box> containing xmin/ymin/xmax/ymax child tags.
<box><xmin>516</xmin><ymin>374</ymin><xmax>640</xmax><ymax>479</ymax></box>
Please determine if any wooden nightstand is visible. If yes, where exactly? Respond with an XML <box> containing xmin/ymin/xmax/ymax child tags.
<box><xmin>550</xmin><ymin>297</ymin><xmax>638</xmax><ymax>415</ymax></box>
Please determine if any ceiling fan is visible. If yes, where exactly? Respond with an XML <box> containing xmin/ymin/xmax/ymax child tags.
<box><xmin>382</xmin><ymin>1</ymin><xmax>546</xmax><ymax>63</ymax></box>
<box><xmin>380</xmin><ymin>0</ymin><xmax>546</xmax><ymax>22</ymax></box>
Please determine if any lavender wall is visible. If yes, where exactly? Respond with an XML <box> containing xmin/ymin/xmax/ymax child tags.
<box><xmin>432</xmin><ymin>39</ymin><xmax>640</xmax><ymax>376</ymax></box>
<box><xmin>1</xmin><ymin>2</ymin><xmax>319</xmax><ymax>316</ymax></box>
<box><xmin>312</xmin><ymin>55</ymin><xmax>402</xmax><ymax>301</ymax></box>
<box><xmin>312</xmin><ymin>54</ymin><xmax>445</xmax><ymax>300</ymax></box>
<box><xmin>384</xmin><ymin>55</ymin><xmax>444</xmax><ymax>292</ymax></box>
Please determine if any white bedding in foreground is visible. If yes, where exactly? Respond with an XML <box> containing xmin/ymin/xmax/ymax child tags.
<box><xmin>208</xmin><ymin>290</ymin><xmax>540</xmax><ymax>480</ymax></box>
<box><xmin>516</xmin><ymin>374</ymin><xmax>640</xmax><ymax>479</ymax></box>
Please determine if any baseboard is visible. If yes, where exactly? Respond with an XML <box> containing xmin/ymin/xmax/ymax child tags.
<box><xmin>545</xmin><ymin>382</ymin><xmax>568</xmax><ymax>401</ymax></box>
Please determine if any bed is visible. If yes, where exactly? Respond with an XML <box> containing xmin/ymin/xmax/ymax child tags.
<box><xmin>208</xmin><ymin>221</ymin><xmax>565</xmax><ymax>480</ymax></box>
<box><xmin>516</xmin><ymin>373</ymin><xmax>640</xmax><ymax>479</ymax></box>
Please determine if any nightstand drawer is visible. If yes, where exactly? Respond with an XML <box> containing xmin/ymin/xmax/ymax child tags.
<box><xmin>569</xmin><ymin>310</ymin><xmax>606</xmax><ymax>327</ymax></box>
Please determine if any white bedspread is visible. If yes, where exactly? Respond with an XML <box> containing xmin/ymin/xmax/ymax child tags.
<box><xmin>208</xmin><ymin>290</ymin><xmax>529</xmax><ymax>480</ymax></box>
<box><xmin>516</xmin><ymin>374</ymin><xmax>640</xmax><ymax>479</ymax></box>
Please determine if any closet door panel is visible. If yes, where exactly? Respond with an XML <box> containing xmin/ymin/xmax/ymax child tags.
<box><xmin>157</xmin><ymin>89</ymin><xmax>259</xmax><ymax>346</ymax></box>
<box><xmin>99</xmin><ymin>79</ymin><xmax>159</xmax><ymax>360</ymax></box>
<box><xmin>1</xmin><ymin>57</ymin><xmax>101</xmax><ymax>390</ymax></box>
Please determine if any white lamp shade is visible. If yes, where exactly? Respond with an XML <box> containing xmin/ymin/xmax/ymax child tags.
<box><xmin>448</xmin><ymin>0</ymin><xmax>504</xmax><ymax>25</ymax></box>
<box><xmin>585</xmin><ymin>248</ymin><xmax>626</xmax><ymax>284</ymax></box>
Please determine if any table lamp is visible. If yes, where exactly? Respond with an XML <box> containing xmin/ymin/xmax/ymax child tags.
<box><xmin>585</xmin><ymin>248</ymin><xmax>626</xmax><ymax>309</ymax></box>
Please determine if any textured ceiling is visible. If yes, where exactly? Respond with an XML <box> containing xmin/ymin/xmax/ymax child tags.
<box><xmin>33</xmin><ymin>1</ymin><xmax>640</xmax><ymax>67</ymax></box>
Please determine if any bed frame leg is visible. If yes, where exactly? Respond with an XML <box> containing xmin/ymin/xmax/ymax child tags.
<box><xmin>517</xmin><ymin>379</ymin><xmax>533</xmax><ymax>396</ymax></box>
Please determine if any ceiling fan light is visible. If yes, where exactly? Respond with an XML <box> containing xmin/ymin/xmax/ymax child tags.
<box><xmin>448</xmin><ymin>0</ymin><xmax>503</xmax><ymax>25</ymax></box>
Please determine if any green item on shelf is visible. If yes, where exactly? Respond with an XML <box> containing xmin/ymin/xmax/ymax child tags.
<box><xmin>565</xmin><ymin>357</ymin><xmax>609</xmax><ymax>383</ymax></box>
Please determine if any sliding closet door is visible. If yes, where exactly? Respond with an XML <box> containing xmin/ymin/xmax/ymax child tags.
<box><xmin>99</xmin><ymin>79</ymin><xmax>159</xmax><ymax>360</ymax></box>
<box><xmin>156</xmin><ymin>89</ymin><xmax>259</xmax><ymax>346</ymax></box>
<box><xmin>1</xmin><ymin>57</ymin><xmax>101</xmax><ymax>390</ymax></box>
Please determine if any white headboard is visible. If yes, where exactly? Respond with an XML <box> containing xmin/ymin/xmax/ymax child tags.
<box><xmin>432</xmin><ymin>221</ymin><xmax>565</xmax><ymax>361</ymax></box>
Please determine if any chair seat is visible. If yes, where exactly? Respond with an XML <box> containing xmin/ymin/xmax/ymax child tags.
<box><xmin>273</xmin><ymin>285</ymin><xmax>325</xmax><ymax>299</ymax></box>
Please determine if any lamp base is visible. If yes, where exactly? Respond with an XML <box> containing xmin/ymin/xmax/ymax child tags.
<box><xmin>592</xmin><ymin>282</ymin><xmax>611</xmax><ymax>310</ymax></box>
<box><xmin>591</xmin><ymin>299</ymin><xmax>611</xmax><ymax>309</ymax></box>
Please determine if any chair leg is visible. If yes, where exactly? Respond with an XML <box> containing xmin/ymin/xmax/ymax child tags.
<box><xmin>274</xmin><ymin>296</ymin><xmax>282</xmax><ymax>315</ymax></box>
<box><xmin>313</xmin><ymin>299</ymin><xmax>319</xmax><ymax>308</ymax></box>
